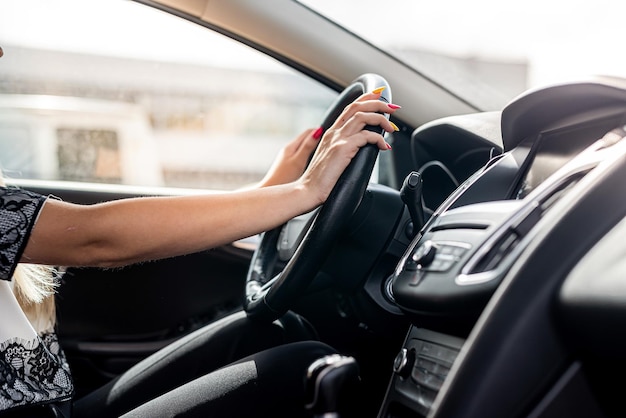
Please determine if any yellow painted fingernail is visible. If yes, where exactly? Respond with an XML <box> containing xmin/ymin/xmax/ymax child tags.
<box><xmin>372</xmin><ymin>86</ymin><xmax>386</xmax><ymax>94</ymax></box>
<box><xmin>390</xmin><ymin>121</ymin><xmax>400</xmax><ymax>131</ymax></box>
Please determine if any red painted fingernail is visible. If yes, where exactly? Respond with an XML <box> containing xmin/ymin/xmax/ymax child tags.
<box><xmin>387</xmin><ymin>103</ymin><xmax>402</xmax><ymax>110</ymax></box>
<box><xmin>312</xmin><ymin>127</ymin><xmax>323</xmax><ymax>140</ymax></box>
<box><xmin>386</xmin><ymin>143</ymin><xmax>392</xmax><ymax>150</ymax></box>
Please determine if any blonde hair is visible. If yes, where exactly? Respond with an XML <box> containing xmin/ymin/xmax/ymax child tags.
<box><xmin>13</xmin><ymin>265</ymin><xmax>59</xmax><ymax>331</ymax></box>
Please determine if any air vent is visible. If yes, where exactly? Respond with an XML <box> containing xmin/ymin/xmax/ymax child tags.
<box><xmin>430</xmin><ymin>222</ymin><xmax>489</xmax><ymax>232</ymax></box>
<box><xmin>462</xmin><ymin>174</ymin><xmax>582</xmax><ymax>280</ymax></box>
<box><xmin>470</xmin><ymin>229</ymin><xmax>520</xmax><ymax>274</ymax></box>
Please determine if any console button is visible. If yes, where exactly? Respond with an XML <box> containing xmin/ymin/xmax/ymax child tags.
<box><xmin>412</xmin><ymin>240</ymin><xmax>438</xmax><ymax>267</ymax></box>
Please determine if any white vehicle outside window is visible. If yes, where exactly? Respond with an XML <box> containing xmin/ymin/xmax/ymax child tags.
<box><xmin>0</xmin><ymin>94</ymin><xmax>162</xmax><ymax>185</ymax></box>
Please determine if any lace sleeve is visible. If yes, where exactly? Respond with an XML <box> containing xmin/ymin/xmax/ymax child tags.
<box><xmin>0</xmin><ymin>187</ymin><xmax>47</xmax><ymax>281</ymax></box>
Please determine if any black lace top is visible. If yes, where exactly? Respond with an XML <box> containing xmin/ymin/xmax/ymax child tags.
<box><xmin>0</xmin><ymin>187</ymin><xmax>74</xmax><ymax>412</ymax></box>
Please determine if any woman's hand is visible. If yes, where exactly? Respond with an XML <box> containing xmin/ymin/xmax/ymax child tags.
<box><xmin>298</xmin><ymin>88</ymin><xmax>400</xmax><ymax>206</ymax></box>
<box><xmin>258</xmin><ymin>127</ymin><xmax>322</xmax><ymax>187</ymax></box>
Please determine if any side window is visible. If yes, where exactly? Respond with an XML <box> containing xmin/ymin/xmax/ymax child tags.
<box><xmin>0</xmin><ymin>0</ymin><xmax>336</xmax><ymax>190</ymax></box>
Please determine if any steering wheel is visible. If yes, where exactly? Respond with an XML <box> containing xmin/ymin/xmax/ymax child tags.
<box><xmin>244</xmin><ymin>73</ymin><xmax>392</xmax><ymax>321</ymax></box>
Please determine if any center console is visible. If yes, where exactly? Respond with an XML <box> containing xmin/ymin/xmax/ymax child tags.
<box><xmin>377</xmin><ymin>79</ymin><xmax>626</xmax><ymax>418</ymax></box>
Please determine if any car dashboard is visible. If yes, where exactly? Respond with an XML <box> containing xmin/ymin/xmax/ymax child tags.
<box><xmin>377</xmin><ymin>77</ymin><xmax>626</xmax><ymax>418</ymax></box>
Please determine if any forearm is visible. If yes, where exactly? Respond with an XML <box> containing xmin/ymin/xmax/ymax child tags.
<box><xmin>23</xmin><ymin>182</ymin><xmax>315</xmax><ymax>268</ymax></box>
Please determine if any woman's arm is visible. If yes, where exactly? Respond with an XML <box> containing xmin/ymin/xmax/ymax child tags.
<box><xmin>21</xmin><ymin>91</ymin><xmax>399</xmax><ymax>268</ymax></box>
<box><xmin>24</xmin><ymin>183</ymin><xmax>313</xmax><ymax>268</ymax></box>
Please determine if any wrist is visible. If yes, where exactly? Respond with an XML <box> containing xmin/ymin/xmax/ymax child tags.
<box><xmin>293</xmin><ymin>178</ymin><xmax>325</xmax><ymax>213</ymax></box>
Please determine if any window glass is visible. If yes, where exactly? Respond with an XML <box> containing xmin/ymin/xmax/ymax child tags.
<box><xmin>0</xmin><ymin>0</ymin><xmax>336</xmax><ymax>189</ymax></box>
<box><xmin>0</xmin><ymin>124</ymin><xmax>36</xmax><ymax>177</ymax></box>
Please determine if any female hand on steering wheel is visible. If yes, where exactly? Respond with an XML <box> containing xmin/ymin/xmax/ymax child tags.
<box><xmin>299</xmin><ymin>89</ymin><xmax>398</xmax><ymax>207</ymax></box>
<box><xmin>259</xmin><ymin>89</ymin><xmax>398</xmax><ymax>197</ymax></box>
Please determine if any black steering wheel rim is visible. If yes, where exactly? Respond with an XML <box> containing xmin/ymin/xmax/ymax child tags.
<box><xmin>244</xmin><ymin>73</ymin><xmax>391</xmax><ymax>321</ymax></box>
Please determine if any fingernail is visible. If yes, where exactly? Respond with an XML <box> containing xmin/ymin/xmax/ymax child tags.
<box><xmin>386</xmin><ymin>143</ymin><xmax>393</xmax><ymax>150</ymax></box>
<box><xmin>372</xmin><ymin>86</ymin><xmax>386</xmax><ymax>95</ymax></box>
<box><xmin>312</xmin><ymin>127</ymin><xmax>323</xmax><ymax>140</ymax></box>
<box><xmin>390</xmin><ymin>122</ymin><xmax>400</xmax><ymax>132</ymax></box>
<box><xmin>387</xmin><ymin>103</ymin><xmax>401</xmax><ymax>110</ymax></box>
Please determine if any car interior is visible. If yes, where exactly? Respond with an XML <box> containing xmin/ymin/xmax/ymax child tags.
<box><xmin>3</xmin><ymin>0</ymin><xmax>626</xmax><ymax>417</ymax></box>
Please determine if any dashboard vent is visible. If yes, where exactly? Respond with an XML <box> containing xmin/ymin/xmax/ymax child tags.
<box><xmin>471</xmin><ymin>229</ymin><xmax>521</xmax><ymax>274</ymax></box>
<box><xmin>468</xmin><ymin>173</ymin><xmax>584</xmax><ymax>276</ymax></box>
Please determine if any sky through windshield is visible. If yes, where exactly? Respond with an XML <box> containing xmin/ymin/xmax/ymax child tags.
<box><xmin>300</xmin><ymin>0</ymin><xmax>626</xmax><ymax>106</ymax></box>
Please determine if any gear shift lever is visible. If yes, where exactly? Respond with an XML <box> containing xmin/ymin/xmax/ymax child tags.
<box><xmin>400</xmin><ymin>171</ymin><xmax>425</xmax><ymax>238</ymax></box>
<box><xmin>305</xmin><ymin>354</ymin><xmax>360</xmax><ymax>418</ymax></box>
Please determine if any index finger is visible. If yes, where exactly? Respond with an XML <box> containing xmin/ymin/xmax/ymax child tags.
<box><xmin>356</xmin><ymin>86</ymin><xmax>387</xmax><ymax>102</ymax></box>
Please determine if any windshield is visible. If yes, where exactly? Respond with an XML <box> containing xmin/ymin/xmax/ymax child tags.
<box><xmin>299</xmin><ymin>0</ymin><xmax>626</xmax><ymax>110</ymax></box>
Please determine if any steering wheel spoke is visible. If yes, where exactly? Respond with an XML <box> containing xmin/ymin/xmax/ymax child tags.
<box><xmin>278</xmin><ymin>208</ymin><xmax>319</xmax><ymax>261</ymax></box>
